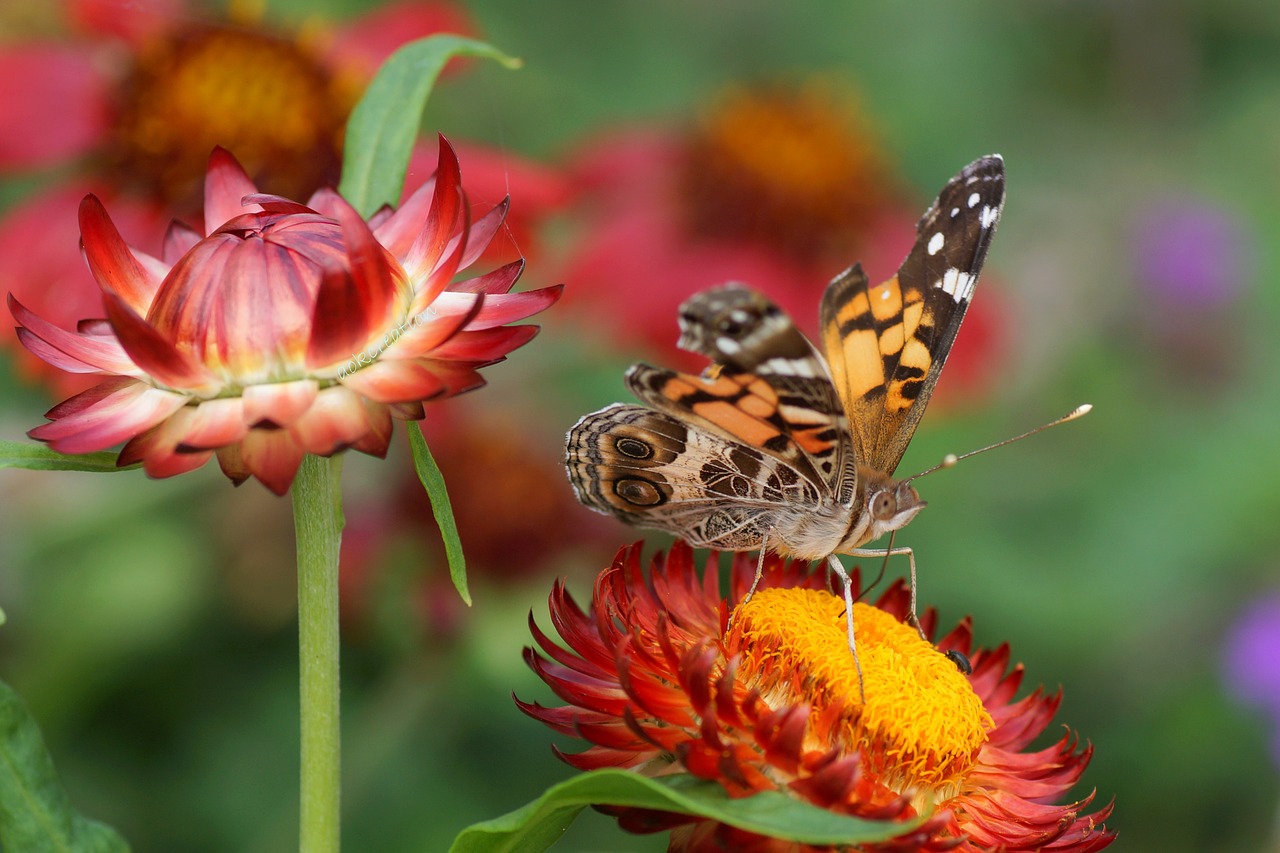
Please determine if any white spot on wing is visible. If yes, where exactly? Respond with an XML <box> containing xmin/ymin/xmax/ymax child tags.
<box><xmin>950</xmin><ymin>207</ymin><xmax>959</xmax><ymax>218</ymax></box>
<box><xmin>763</xmin><ymin>356</ymin><xmax>818</xmax><ymax>378</ymax></box>
<box><xmin>927</xmin><ymin>231</ymin><xmax>945</xmax><ymax>255</ymax></box>
<box><xmin>967</xmin><ymin>191</ymin><xmax>981</xmax><ymax>208</ymax></box>
<box><xmin>718</xmin><ymin>337</ymin><xmax>742</xmax><ymax>354</ymax></box>
<box><xmin>980</xmin><ymin>205</ymin><xmax>999</xmax><ymax>228</ymax></box>
<box><xmin>938</xmin><ymin>268</ymin><xmax>975</xmax><ymax>302</ymax></box>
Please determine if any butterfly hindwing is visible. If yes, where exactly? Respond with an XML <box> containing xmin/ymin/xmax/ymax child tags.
<box><xmin>821</xmin><ymin>154</ymin><xmax>1005</xmax><ymax>474</ymax></box>
<box><xmin>565</xmin><ymin>403</ymin><xmax>825</xmax><ymax>550</ymax></box>
<box><xmin>662</xmin><ymin>286</ymin><xmax>857</xmax><ymax>502</ymax></box>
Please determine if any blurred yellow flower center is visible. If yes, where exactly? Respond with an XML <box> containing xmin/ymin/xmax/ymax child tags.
<box><xmin>681</xmin><ymin>81</ymin><xmax>887</xmax><ymax>258</ymax></box>
<box><xmin>729</xmin><ymin>587</ymin><xmax>992</xmax><ymax>801</ymax></box>
<box><xmin>109</xmin><ymin>25</ymin><xmax>351</xmax><ymax>206</ymax></box>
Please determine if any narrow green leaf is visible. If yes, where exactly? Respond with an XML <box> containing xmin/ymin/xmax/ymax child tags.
<box><xmin>0</xmin><ymin>679</ymin><xmax>130</xmax><ymax>852</ymax></box>
<box><xmin>339</xmin><ymin>35</ymin><xmax>521</xmax><ymax>216</ymax></box>
<box><xmin>407</xmin><ymin>424</ymin><xmax>470</xmax><ymax>605</ymax></box>
<box><xmin>448</xmin><ymin>770</ymin><xmax>921</xmax><ymax>853</ymax></box>
<box><xmin>0</xmin><ymin>442</ymin><xmax>135</xmax><ymax>474</ymax></box>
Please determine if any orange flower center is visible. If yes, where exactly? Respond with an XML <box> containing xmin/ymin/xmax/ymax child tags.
<box><xmin>728</xmin><ymin>587</ymin><xmax>992</xmax><ymax>802</ymax></box>
<box><xmin>107</xmin><ymin>23</ymin><xmax>352</xmax><ymax>209</ymax></box>
<box><xmin>679</xmin><ymin>81</ymin><xmax>889</xmax><ymax>259</ymax></box>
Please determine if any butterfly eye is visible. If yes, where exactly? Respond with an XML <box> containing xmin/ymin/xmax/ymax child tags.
<box><xmin>871</xmin><ymin>491</ymin><xmax>897</xmax><ymax>520</ymax></box>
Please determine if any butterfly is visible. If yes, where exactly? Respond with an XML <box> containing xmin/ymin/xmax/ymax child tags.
<box><xmin>565</xmin><ymin>155</ymin><xmax>1006</xmax><ymax>678</ymax></box>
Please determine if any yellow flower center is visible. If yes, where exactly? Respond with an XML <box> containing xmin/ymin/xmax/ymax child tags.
<box><xmin>107</xmin><ymin>23</ymin><xmax>352</xmax><ymax>208</ymax></box>
<box><xmin>728</xmin><ymin>587</ymin><xmax>992</xmax><ymax>802</ymax></box>
<box><xmin>680</xmin><ymin>81</ymin><xmax>889</xmax><ymax>259</ymax></box>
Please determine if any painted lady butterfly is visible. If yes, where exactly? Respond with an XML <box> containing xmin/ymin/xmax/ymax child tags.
<box><xmin>566</xmin><ymin>155</ymin><xmax>1007</xmax><ymax>675</ymax></box>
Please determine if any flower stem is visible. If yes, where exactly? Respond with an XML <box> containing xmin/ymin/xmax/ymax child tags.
<box><xmin>292</xmin><ymin>454</ymin><xmax>344</xmax><ymax>853</ymax></box>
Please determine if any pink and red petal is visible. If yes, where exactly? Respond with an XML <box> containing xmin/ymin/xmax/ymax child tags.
<box><xmin>176</xmin><ymin>397</ymin><xmax>249</xmax><ymax>449</ymax></box>
<box><xmin>401</xmin><ymin>137</ymin><xmax>464</xmax><ymax>286</ymax></box>
<box><xmin>242</xmin><ymin>379</ymin><xmax>319</xmax><ymax>428</ymax></box>
<box><xmin>428</xmin><ymin>325</ymin><xmax>539</xmax><ymax>361</ymax></box>
<box><xmin>79</xmin><ymin>194</ymin><xmax>164</xmax><ymax>314</ymax></box>
<box><xmin>338</xmin><ymin>358</ymin><xmax>448</xmax><ymax>404</ymax></box>
<box><xmin>287</xmin><ymin>385</ymin><xmax>374</xmax><ymax>455</ymax></box>
<box><xmin>238</xmin><ymin>428</ymin><xmax>305</xmax><ymax>495</ymax></box>
<box><xmin>306</xmin><ymin>265</ymin><xmax>379</xmax><ymax>371</ymax></box>
<box><xmin>447</xmin><ymin>259</ymin><xmax>524</xmax><ymax>295</ymax></box>
<box><xmin>202</xmin><ymin>148</ymin><xmax>264</xmax><ymax>234</ymax></box>
<box><xmin>9</xmin><ymin>295</ymin><xmax>135</xmax><ymax>374</ymax></box>
<box><xmin>380</xmin><ymin>291</ymin><xmax>480</xmax><ymax>358</ymax></box>
<box><xmin>348</xmin><ymin>398</ymin><xmax>393</xmax><ymax>456</ymax></box>
<box><xmin>100</xmin><ymin>290</ymin><xmax>218</xmax><ymax>391</ymax></box>
<box><xmin>465</xmin><ymin>285</ymin><xmax>563</xmax><ymax>330</ymax></box>
<box><xmin>119</xmin><ymin>408</ymin><xmax>215</xmax><ymax>478</ymax></box>
<box><xmin>30</xmin><ymin>381</ymin><xmax>188</xmax><ymax>454</ymax></box>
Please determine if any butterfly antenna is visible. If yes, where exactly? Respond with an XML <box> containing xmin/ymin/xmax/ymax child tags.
<box><xmin>905</xmin><ymin>403</ymin><xmax>1092</xmax><ymax>484</ymax></box>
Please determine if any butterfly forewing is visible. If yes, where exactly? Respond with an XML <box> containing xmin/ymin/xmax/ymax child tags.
<box><xmin>821</xmin><ymin>154</ymin><xmax>1005</xmax><ymax>475</ymax></box>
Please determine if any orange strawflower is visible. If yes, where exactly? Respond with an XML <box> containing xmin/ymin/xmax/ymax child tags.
<box><xmin>520</xmin><ymin>543</ymin><xmax>1115</xmax><ymax>852</ymax></box>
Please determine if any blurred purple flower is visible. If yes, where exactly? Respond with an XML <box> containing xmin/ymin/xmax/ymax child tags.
<box><xmin>1132</xmin><ymin>198</ymin><xmax>1253</xmax><ymax>306</ymax></box>
<box><xmin>1223</xmin><ymin>593</ymin><xmax>1280</xmax><ymax>764</ymax></box>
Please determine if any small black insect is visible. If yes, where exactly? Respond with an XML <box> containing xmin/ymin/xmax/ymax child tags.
<box><xmin>945</xmin><ymin>649</ymin><xmax>973</xmax><ymax>675</ymax></box>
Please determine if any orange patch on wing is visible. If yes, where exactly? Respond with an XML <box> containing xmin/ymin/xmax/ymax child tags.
<box><xmin>693</xmin><ymin>399</ymin><xmax>781</xmax><ymax>446</ymax></box>
<box><xmin>793</xmin><ymin>426</ymin><xmax>836</xmax><ymax>456</ymax></box>
<box><xmin>901</xmin><ymin>297</ymin><xmax>924</xmax><ymax>338</ymax></box>
<box><xmin>835</xmin><ymin>329</ymin><xmax>884</xmax><ymax>398</ymax></box>
<box><xmin>870</xmin><ymin>276</ymin><xmax>903</xmax><ymax>321</ymax></box>
<box><xmin>878</xmin><ymin>322</ymin><xmax>904</xmax><ymax>356</ymax></box>
<box><xmin>660</xmin><ymin>375</ymin><xmax>701</xmax><ymax>402</ymax></box>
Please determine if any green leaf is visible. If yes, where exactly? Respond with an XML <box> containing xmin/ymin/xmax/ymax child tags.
<box><xmin>0</xmin><ymin>679</ymin><xmax>130</xmax><ymax>852</ymax></box>
<box><xmin>339</xmin><ymin>35</ymin><xmax>522</xmax><ymax>216</ymax></box>
<box><xmin>407</xmin><ymin>424</ymin><xmax>470</xmax><ymax>606</ymax></box>
<box><xmin>0</xmin><ymin>442</ymin><xmax>135</xmax><ymax>474</ymax></box>
<box><xmin>448</xmin><ymin>770</ymin><xmax>921</xmax><ymax>853</ymax></box>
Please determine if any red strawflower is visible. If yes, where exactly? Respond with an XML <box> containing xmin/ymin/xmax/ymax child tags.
<box><xmin>519</xmin><ymin>542</ymin><xmax>1115</xmax><ymax>852</ymax></box>
<box><xmin>557</xmin><ymin>80</ymin><xmax>1000</xmax><ymax>402</ymax></box>
<box><xmin>0</xmin><ymin>0</ymin><xmax>566</xmax><ymax>395</ymax></box>
<box><xmin>9</xmin><ymin>139</ymin><xmax>562</xmax><ymax>494</ymax></box>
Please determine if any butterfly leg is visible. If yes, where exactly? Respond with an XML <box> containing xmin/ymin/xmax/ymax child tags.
<box><xmin>744</xmin><ymin>538</ymin><xmax>770</xmax><ymax>606</ymax></box>
<box><xmin>727</xmin><ymin>534</ymin><xmax>773</xmax><ymax>633</ymax></box>
<box><xmin>826</xmin><ymin>554</ymin><xmax>865</xmax><ymax>701</ymax></box>
<box><xmin>848</xmin><ymin>546</ymin><xmax>925</xmax><ymax>639</ymax></box>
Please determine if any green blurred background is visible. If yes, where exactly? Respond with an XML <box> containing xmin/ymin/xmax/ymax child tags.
<box><xmin>1</xmin><ymin>0</ymin><xmax>1278</xmax><ymax>850</ymax></box>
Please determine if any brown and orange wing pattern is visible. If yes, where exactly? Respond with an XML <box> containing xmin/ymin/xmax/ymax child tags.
<box><xmin>565</xmin><ymin>286</ymin><xmax>856</xmax><ymax>548</ymax></box>
<box><xmin>821</xmin><ymin>155</ymin><xmax>1005</xmax><ymax>475</ymax></box>
<box><xmin>565</xmin><ymin>403</ymin><xmax>825</xmax><ymax>551</ymax></box>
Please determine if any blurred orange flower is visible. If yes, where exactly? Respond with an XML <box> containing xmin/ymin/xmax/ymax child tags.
<box><xmin>520</xmin><ymin>542</ymin><xmax>1115</xmax><ymax>852</ymax></box>
<box><xmin>11</xmin><ymin>140</ymin><xmax>561</xmax><ymax>494</ymax></box>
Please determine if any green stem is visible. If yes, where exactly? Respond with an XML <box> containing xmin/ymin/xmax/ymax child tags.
<box><xmin>292</xmin><ymin>454</ymin><xmax>344</xmax><ymax>853</ymax></box>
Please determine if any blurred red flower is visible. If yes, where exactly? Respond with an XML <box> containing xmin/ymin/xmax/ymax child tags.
<box><xmin>556</xmin><ymin>80</ymin><xmax>1000</xmax><ymax>404</ymax></box>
